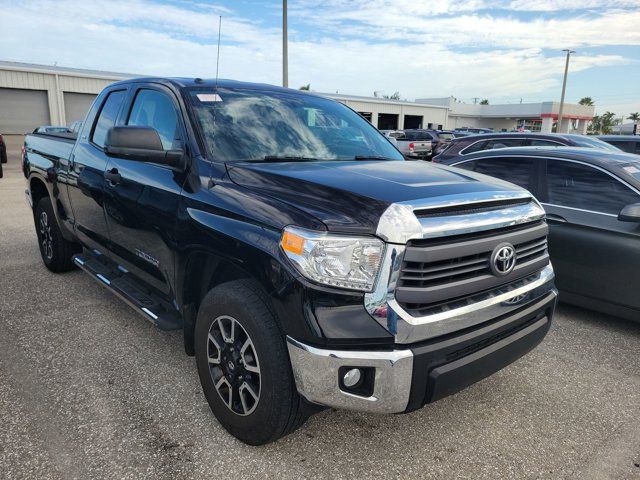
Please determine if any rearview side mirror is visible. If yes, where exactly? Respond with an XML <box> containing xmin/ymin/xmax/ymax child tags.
<box><xmin>105</xmin><ymin>126</ymin><xmax>183</xmax><ymax>168</ymax></box>
<box><xmin>617</xmin><ymin>203</ymin><xmax>640</xmax><ymax>222</ymax></box>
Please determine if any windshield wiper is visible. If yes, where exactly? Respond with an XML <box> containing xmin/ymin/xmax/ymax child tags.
<box><xmin>351</xmin><ymin>155</ymin><xmax>395</xmax><ymax>161</ymax></box>
<box><xmin>245</xmin><ymin>155</ymin><xmax>319</xmax><ymax>163</ymax></box>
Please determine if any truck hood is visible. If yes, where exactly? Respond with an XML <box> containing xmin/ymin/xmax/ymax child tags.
<box><xmin>227</xmin><ymin>160</ymin><xmax>524</xmax><ymax>234</ymax></box>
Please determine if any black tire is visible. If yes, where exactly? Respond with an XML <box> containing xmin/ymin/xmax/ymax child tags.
<box><xmin>34</xmin><ymin>197</ymin><xmax>80</xmax><ymax>272</ymax></box>
<box><xmin>195</xmin><ymin>280</ymin><xmax>308</xmax><ymax>445</ymax></box>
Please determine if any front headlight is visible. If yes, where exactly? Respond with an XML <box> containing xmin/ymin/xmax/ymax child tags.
<box><xmin>280</xmin><ymin>226</ymin><xmax>385</xmax><ymax>292</ymax></box>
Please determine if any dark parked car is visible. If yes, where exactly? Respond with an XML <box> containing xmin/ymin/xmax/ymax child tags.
<box><xmin>448</xmin><ymin>146</ymin><xmax>640</xmax><ymax>321</ymax></box>
<box><xmin>0</xmin><ymin>134</ymin><xmax>6</xmax><ymax>164</ymax></box>
<box><xmin>434</xmin><ymin>132</ymin><xmax>620</xmax><ymax>164</ymax></box>
<box><xmin>598</xmin><ymin>135</ymin><xmax>640</xmax><ymax>155</ymax></box>
<box><xmin>22</xmin><ymin>77</ymin><xmax>556</xmax><ymax>444</ymax></box>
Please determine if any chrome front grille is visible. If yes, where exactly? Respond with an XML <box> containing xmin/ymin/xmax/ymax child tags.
<box><xmin>395</xmin><ymin>221</ymin><xmax>549</xmax><ymax>313</ymax></box>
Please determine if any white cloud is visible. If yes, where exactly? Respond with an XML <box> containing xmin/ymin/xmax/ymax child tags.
<box><xmin>0</xmin><ymin>0</ymin><xmax>636</xmax><ymax>109</ymax></box>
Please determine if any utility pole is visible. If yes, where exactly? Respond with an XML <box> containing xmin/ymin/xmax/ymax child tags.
<box><xmin>282</xmin><ymin>0</ymin><xmax>288</xmax><ymax>88</ymax></box>
<box><xmin>472</xmin><ymin>97</ymin><xmax>479</xmax><ymax>104</ymax></box>
<box><xmin>556</xmin><ymin>49</ymin><xmax>575</xmax><ymax>133</ymax></box>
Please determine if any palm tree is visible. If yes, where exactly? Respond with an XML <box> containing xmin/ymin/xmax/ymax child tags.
<box><xmin>578</xmin><ymin>97</ymin><xmax>594</xmax><ymax>106</ymax></box>
<box><xmin>628</xmin><ymin>112</ymin><xmax>640</xmax><ymax>122</ymax></box>
<box><xmin>299</xmin><ymin>84</ymin><xmax>311</xmax><ymax>91</ymax></box>
<box><xmin>479</xmin><ymin>99</ymin><xmax>489</xmax><ymax>105</ymax></box>
<box><xmin>600</xmin><ymin>111</ymin><xmax>617</xmax><ymax>134</ymax></box>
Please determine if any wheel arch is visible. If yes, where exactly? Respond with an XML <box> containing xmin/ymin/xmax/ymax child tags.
<box><xmin>29</xmin><ymin>175</ymin><xmax>50</xmax><ymax>212</ymax></box>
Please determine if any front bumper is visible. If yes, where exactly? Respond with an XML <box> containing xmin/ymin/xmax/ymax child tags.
<box><xmin>287</xmin><ymin>289</ymin><xmax>557</xmax><ymax>413</ymax></box>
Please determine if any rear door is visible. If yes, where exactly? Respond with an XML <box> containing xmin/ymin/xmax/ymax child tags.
<box><xmin>102</xmin><ymin>84</ymin><xmax>187</xmax><ymax>297</ymax></box>
<box><xmin>540</xmin><ymin>159</ymin><xmax>640</xmax><ymax>310</ymax></box>
<box><xmin>67</xmin><ymin>87</ymin><xmax>128</xmax><ymax>250</ymax></box>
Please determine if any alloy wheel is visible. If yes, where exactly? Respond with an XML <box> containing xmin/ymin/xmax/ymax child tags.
<box><xmin>207</xmin><ymin>315</ymin><xmax>261</xmax><ymax>416</ymax></box>
<box><xmin>39</xmin><ymin>211</ymin><xmax>53</xmax><ymax>260</ymax></box>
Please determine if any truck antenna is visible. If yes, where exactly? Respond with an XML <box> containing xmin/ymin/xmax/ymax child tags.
<box><xmin>215</xmin><ymin>15</ymin><xmax>222</xmax><ymax>89</ymax></box>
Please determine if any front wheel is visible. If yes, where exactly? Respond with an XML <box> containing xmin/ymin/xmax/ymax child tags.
<box><xmin>195</xmin><ymin>280</ymin><xmax>308</xmax><ymax>445</ymax></box>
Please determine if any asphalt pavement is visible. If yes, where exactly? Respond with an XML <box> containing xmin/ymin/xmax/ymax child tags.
<box><xmin>0</xmin><ymin>137</ymin><xmax>639</xmax><ymax>479</ymax></box>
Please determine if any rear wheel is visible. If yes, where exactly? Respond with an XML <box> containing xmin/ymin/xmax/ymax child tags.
<box><xmin>195</xmin><ymin>280</ymin><xmax>308</xmax><ymax>445</ymax></box>
<box><xmin>34</xmin><ymin>197</ymin><xmax>80</xmax><ymax>272</ymax></box>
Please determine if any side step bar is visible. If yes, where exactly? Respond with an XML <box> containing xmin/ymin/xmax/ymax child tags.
<box><xmin>73</xmin><ymin>251</ymin><xmax>182</xmax><ymax>331</ymax></box>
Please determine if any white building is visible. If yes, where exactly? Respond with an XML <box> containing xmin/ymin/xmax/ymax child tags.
<box><xmin>324</xmin><ymin>93</ymin><xmax>449</xmax><ymax>131</ymax></box>
<box><xmin>417</xmin><ymin>97</ymin><xmax>595</xmax><ymax>134</ymax></box>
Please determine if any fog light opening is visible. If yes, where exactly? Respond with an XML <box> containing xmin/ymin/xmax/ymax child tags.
<box><xmin>338</xmin><ymin>366</ymin><xmax>375</xmax><ymax>397</ymax></box>
<box><xmin>343</xmin><ymin>368</ymin><xmax>362</xmax><ymax>388</ymax></box>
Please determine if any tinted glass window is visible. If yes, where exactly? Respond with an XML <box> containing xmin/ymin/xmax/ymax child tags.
<box><xmin>128</xmin><ymin>90</ymin><xmax>179</xmax><ymax>150</ymax></box>
<box><xmin>189</xmin><ymin>88</ymin><xmax>404</xmax><ymax>162</ymax></box>
<box><xmin>571</xmin><ymin>136</ymin><xmax>619</xmax><ymax>151</ymax></box>
<box><xmin>458</xmin><ymin>157</ymin><xmax>534</xmax><ymax>190</ymax></box>
<box><xmin>607</xmin><ymin>141</ymin><xmax>637</xmax><ymax>154</ymax></box>
<box><xmin>546</xmin><ymin>161</ymin><xmax>639</xmax><ymax>215</ymax></box>
<box><xmin>464</xmin><ymin>138</ymin><xmax>526</xmax><ymax>154</ymax></box>
<box><xmin>437</xmin><ymin>132</ymin><xmax>454</xmax><ymax>140</ymax></box>
<box><xmin>404</xmin><ymin>131</ymin><xmax>434</xmax><ymax>141</ymax></box>
<box><xmin>91</xmin><ymin>90</ymin><xmax>125</xmax><ymax>148</ymax></box>
<box><xmin>530</xmin><ymin>139</ymin><xmax>562</xmax><ymax>147</ymax></box>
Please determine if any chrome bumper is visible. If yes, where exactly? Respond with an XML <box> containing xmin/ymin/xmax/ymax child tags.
<box><xmin>286</xmin><ymin>337</ymin><xmax>413</xmax><ymax>414</ymax></box>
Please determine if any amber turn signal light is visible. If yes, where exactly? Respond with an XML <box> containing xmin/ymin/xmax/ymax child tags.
<box><xmin>281</xmin><ymin>231</ymin><xmax>305</xmax><ymax>255</ymax></box>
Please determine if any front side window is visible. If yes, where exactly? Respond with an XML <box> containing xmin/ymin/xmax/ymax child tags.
<box><xmin>128</xmin><ymin>89</ymin><xmax>180</xmax><ymax>150</ymax></box>
<box><xmin>188</xmin><ymin>88</ymin><xmax>404</xmax><ymax>162</ymax></box>
<box><xmin>457</xmin><ymin>157</ymin><xmax>535</xmax><ymax>191</ymax></box>
<box><xmin>92</xmin><ymin>90</ymin><xmax>126</xmax><ymax>148</ymax></box>
<box><xmin>545</xmin><ymin>161</ymin><xmax>639</xmax><ymax>215</ymax></box>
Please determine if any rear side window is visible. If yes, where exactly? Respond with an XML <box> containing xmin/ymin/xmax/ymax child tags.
<box><xmin>404</xmin><ymin>131</ymin><xmax>433</xmax><ymax>141</ymax></box>
<box><xmin>91</xmin><ymin>90</ymin><xmax>126</xmax><ymax>148</ymax></box>
<box><xmin>545</xmin><ymin>161</ymin><xmax>639</xmax><ymax>215</ymax></box>
<box><xmin>530</xmin><ymin>139</ymin><xmax>562</xmax><ymax>147</ymax></box>
<box><xmin>464</xmin><ymin>138</ymin><xmax>526</xmax><ymax>154</ymax></box>
<box><xmin>460</xmin><ymin>157</ymin><xmax>535</xmax><ymax>191</ymax></box>
<box><xmin>128</xmin><ymin>89</ymin><xmax>180</xmax><ymax>150</ymax></box>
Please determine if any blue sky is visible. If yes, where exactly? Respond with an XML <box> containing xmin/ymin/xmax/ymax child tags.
<box><xmin>2</xmin><ymin>0</ymin><xmax>639</xmax><ymax>117</ymax></box>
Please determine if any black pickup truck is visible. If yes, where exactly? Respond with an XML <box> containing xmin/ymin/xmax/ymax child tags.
<box><xmin>23</xmin><ymin>78</ymin><xmax>557</xmax><ymax>445</ymax></box>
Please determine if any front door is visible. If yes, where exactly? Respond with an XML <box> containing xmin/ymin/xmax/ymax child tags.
<box><xmin>67</xmin><ymin>88</ymin><xmax>128</xmax><ymax>250</ymax></box>
<box><xmin>541</xmin><ymin>159</ymin><xmax>640</xmax><ymax>311</ymax></box>
<box><xmin>103</xmin><ymin>85</ymin><xmax>187</xmax><ymax>297</ymax></box>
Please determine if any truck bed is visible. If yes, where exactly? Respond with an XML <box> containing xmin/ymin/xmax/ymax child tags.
<box><xmin>24</xmin><ymin>132</ymin><xmax>76</xmax><ymax>167</ymax></box>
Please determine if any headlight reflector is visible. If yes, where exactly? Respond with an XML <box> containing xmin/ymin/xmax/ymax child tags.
<box><xmin>281</xmin><ymin>227</ymin><xmax>384</xmax><ymax>292</ymax></box>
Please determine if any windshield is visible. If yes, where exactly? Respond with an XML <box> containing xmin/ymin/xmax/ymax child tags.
<box><xmin>188</xmin><ymin>88</ymin><xmax>404</xmax><ymax>162</ymax></box>
<box><xmin>571</xmin><ymin>135</ymin><xmax>620</xmax><ymax>151</ymax></box>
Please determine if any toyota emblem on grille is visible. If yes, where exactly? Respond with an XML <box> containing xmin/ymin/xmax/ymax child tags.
<box><xmin>490</xmin><ymin>243</ymin><xmax>516</xmax><ymax>276</ymax></box>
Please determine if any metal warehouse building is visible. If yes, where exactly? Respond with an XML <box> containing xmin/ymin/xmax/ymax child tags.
<box><xmin>0</xmin><ymin>61</ymin><xmax>130</xmax><ymax>134</ymax></box>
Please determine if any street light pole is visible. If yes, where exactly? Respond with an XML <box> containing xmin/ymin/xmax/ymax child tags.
<box><xmin>282</xmin><ymin>0</ymin><xmax>288</xmax><ymax>88</ymax></box>
<box><xmin>556</xmin><ymin>49</ymin><xmax>575</xmax><ymax>133</ymax></box>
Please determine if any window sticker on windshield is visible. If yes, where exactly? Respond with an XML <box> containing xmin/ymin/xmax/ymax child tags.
<box><xmin>196</xmin><ymin>93</ymin><xmax>222</xmax><ymax>102</ymax></box>
<box><xmin>623</xmin><ymin>165</ymin><xmax>640</xmax><ymax>174</ymax></box>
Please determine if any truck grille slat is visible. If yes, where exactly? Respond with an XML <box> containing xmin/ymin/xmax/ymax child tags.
<box><xmin>396</xmin><ymin>220</ymin><xmax>549</xmax><ymax>312</ymax></box>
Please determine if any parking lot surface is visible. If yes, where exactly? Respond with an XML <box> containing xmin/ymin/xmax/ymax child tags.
<box><xmin>1</xmin><ymin>138</ymin><xmax>639</xmax><ymax>479</ymax></box>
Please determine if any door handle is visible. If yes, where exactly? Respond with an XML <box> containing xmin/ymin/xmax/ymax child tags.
<box><xmin>105</xmin><ymin>168</ymin><xmax>122</xmax><ymax>185</ymax></box>
<box><xmin>546</xmin><ymin>213</ymin><xmax>567</xmax><ymax>223</ymax></box>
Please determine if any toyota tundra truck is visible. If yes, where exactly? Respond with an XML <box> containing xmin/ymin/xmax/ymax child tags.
<box><xmin>23</xmin><ymin>77</ymin><xmax>557</xmax><ymax>445</ymax></box>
